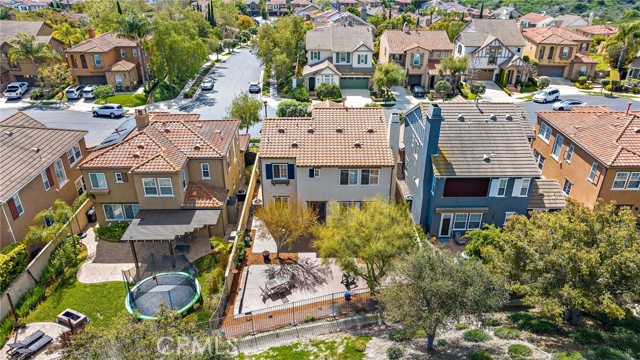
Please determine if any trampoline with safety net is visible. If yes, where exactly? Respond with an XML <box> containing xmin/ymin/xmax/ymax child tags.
<box><xmin>125</xmin><ymin>272</ymin><xmax>201</xmax><ymax>320</ymax></box>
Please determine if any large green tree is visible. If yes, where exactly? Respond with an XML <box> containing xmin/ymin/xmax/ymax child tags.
<box><xmin>372</xmin><ymin>62</ymin><xmax>406</xmax><ymax>101</ymax></box>
<box><xmin>276</xmin><ymin>99</ymin><xmax>309</xmax><ymax>117</ymax></box>
<box><xmin>52</xmin><ymin>22</ymin><xmax>83</xmax><ymax>47</ymax></box>
<box><xmin>604</xmin><ymin>21</ymin><xmax>640</xmax><ymax>71</ymax></box>
<box><xmin>255</xmin><ymin>199</ymin><xmax>316</xmax><ymax>259</ymax></box>
<box><xmin>313</xmin><ymin>198</ymin><xmax>418</xmax><ymax>295</ymax></box>
<box><xmin>479</xmin><ymin>199</ymin><xmax>640</xmax><ymax>324</ymax></box>
<box><xmin>8</xmin><ymin>33</ymin><xmax>60</xmax><ymax>85</ymax></box>
<box><xmin>429</xmin><ymin>18</ymin><xmax>465</xmax><ymax>42</ymax></box>
<box><xmin>378</xmin><ymin>251</ymin><xmax>507</xmax><ymax>351</ymax></box>
<box><xmin>440</xmin><ymin>55</ymin><xmax>469</xmax><ymax>96</ymax></box>
<box><xmin>116</xmin><ymin>14</ymin><xmax>152</xmax><ymax>84</ymax></box>
<box><xmin>228</xmin><ymin>92</ymin><xmax>263</xmax><ymax>133</ymax></box>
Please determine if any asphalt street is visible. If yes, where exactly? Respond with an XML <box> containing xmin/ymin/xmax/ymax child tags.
<box><xmin>179</xmin><ymin>49</ymin><xmax>273</xmax><ymax>138</ymax></box>
<box><xmin>521</xmin><ymin>94</ymin><xmax>638</xmax><ymax>126</ymax></box>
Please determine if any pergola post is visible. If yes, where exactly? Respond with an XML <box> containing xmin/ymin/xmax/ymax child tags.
<box><xmin>130</xmin><ymin>241</ymin><xmax>139</xmax><ymax>271</ymax></box>
<box><xmin>168</xmin><ymin>240</ymin><xmax>176</xmax><ymax>269</ymax></box>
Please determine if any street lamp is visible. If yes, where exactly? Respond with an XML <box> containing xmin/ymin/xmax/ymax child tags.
<box><xmin>263</xmin><ymin>100</ymin><xmax>268</xmax><ymax>118</ymax></box>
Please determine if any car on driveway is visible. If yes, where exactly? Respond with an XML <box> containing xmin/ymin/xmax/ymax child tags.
<box><xmin>3</xmin><ymin>82</ymin><xmax>29</xmax><ymax>99</ymax></box>
<box><xmin>533</xmin><ymin>88</ymin><xmax>560</xmax><ymax>103</ymax></box>
<box><xmin>410</xmin><ymin>85</ymin><xmax>427</xmax><ymax>98</ymax></box>
<box><xmin>82</xmin><ymin>86</ymin><xmax>95</xmax><ymax>99</ymax></box>
<box><xmin>201</xmin><ymin>77</ymin><xmax>214</xmax><ymax>90</ymax></box>
<box><xmin>248</xmin><ymin>82</ymin><xmax>261</xmax><ymax>94</ymax></box>
<box><xmin>92</xmin><ymin>104</ymin><xmax>125</xmax><ymax>118</ymax></box>
<box><xmin>552</xmin><ymin>99</ymin><xmax>586</xmax><ymax>111</ymax></box>
<box><xmin>65</xmin><ymin>85</ymin><xmax>85</xmax><ymax>100</ymax></box>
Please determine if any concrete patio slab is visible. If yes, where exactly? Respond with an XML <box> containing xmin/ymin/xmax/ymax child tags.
<box><xmin>479</xmin><ymin>81</ymin><xmax>515</xmax><ymax>103</ymax></box>
<box><xmin>1</xmin><ymin>322</ymin><xmax>68</xmax><ymax>360</ymax></box>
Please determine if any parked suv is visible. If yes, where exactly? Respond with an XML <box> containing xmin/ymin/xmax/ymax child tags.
<box><xmin>65</xmin><ymin>85</ymin><xmax>85</xmax><ymax>100</ymax></box>
<box><xmin>3</xmin><ymin>82</ymin><xmax>29</xmax><ymax>99</ymax></box>
<box><xmin>92</xmin><ymin>104</ymin><xmax>125</xmax><ymax>118</ymax></box>
<box><xmin>248</xmin><ymin>82</ymin><xmax>261</xmax><ymax>94</ymax></box>
<box><xmin>81</xmin><ymin>86</ymin><xmax>95</xmax><ymax>99</ymax></box>
<box><xmin>533</xmin><ymin>88</ymin><xmax>560</xmax><ymax>103</ymax></box>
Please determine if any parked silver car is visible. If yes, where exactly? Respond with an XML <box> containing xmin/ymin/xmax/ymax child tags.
<box><xmin>200</xmin><ymin>77</ymin><xmax>214</xmax><ymax>90</ymax></box>
<box><xmin>92</xmin><ymin>104</ymin><xmax>125</xmax><ymax>118</ymax></box>
<box><xmin>65</xmin><ymin>85</ymin><xmax>85</xmax><ymax>100</ymax></box>
<box><xmin>3</xmin><ymin>82</ymin><xmax>29</xmax><ymax>99</ymax></box>
<box><xmin>81</xmin><ymin>86</ymin><xmax>95</xmax><ymax>99</ymax></box>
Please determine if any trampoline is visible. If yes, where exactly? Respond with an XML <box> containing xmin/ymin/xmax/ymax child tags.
<box><xmin>125</xmin><ymin>272</ymin><xmax>201</xmax><ymax>320</ymax></box>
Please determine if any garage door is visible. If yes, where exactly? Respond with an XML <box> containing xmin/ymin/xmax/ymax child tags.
<box><xmin>77</xmin><ymin>75</ymin><xmax>107</xmax><ymax>85</ymax></box>
<box><xmin>408</xmin><ymin>75</ymin><xmax>422</xmax><ymax>86</ymax></box>
<box><xmin>476</xmin><ymin>69</ymin><xmax>495</xmax><ymax>80</ymax></box>
<box><xmin>13</xmin><ymin>75</ymin><xmax>37</xmax><ymax>86</ymax></box>
<box><xmin>537</xmin><ymin>66</ymin><xmax>565</xmax><ymax>77</ymax></box>
<box><xmin>339</xmin><ymin>77</ymin><xmax>369</xmax><ymax>89</ymax></box>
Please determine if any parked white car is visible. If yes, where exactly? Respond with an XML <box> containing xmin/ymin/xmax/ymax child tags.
<box><xmin>248</xmin><ymin>82</ymin><xmax>261</xmax><ymax>94</ymax></box>
<box><xmin>92</xmin><ymin>104</ymin><xmax>125</xmax><ymax>118</ymax></box>
<box><xmin>552</xmin><ymin>99</ymin><xmax>586</xmax><ymax>111</ymax></box>
<box><xmin>533</xmin><ymin>88</ymin><xmax>560</xmax><ymax>103</ymax></box>
<box><xmin>3</xmin><ymin>82</ymin><xmax>29</xmax><ymax>99</ymax></box>
<box><xmin>65</xmin><ymin>85</ymin><xmax>85</xmax><ymax>100</ymax></box>
<box><xmin>200</xmin><ymin>77</ymin><xmax>214</xmax><ymax>90</ymax></box>
<box><xmin>81</xmin><ymin>86</ymin><xmax>95</xmax><ymax>99</ymax></box>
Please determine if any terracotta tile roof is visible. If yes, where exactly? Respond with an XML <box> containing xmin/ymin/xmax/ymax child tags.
<box><xmin>260</xmin><ymin>108</ymin><xmax>394</xmax><ymax>167</ymax></box>
<box><xmin>538</xmin><ymin>108</ymin><xmax>640</xmax><ymax>167</ymax></box>
<box><xmin>238</xmin><ymin>134</ymin><xmax>251</xmax><ymax>152</ymax></box>
<box><xmin>65</xmin><ymin>32</ymin><xmax>137</xmax><ymax>53</ymax></box>
<box><xmin>572</xmin><ymin>53</ymin><xmax>598</xmax><ymax>64</ymax></box>
<box><xmin>307</xmin><ymin>100</ymin><xmax>344</xmax><ymax>112</ymax></box>
<box><xmin>106</xmin><ymin>60</ymin><xmax>137</xmax><ymax>72</ymax></box>
<box><xmin>182</xmin><ymin>180</ymin><xmax>226</xmax><ymax>208</ymax></box>
<box><xmin>0</xmin><ymin>111</ymin><xmax>87</xmax><ymax>201</ymax></box>
<box><xmin>578</xmin><ymin>25</ymin><xmax>618</xmax><ymax>36</ymax></box>
<box><xmin>522</xmin><ymin>26</ymin><xmax>591</xmax><ymax>45</ymax></box>
<box><xmin>79</xmin><ymin>112</ymin><xmax>240</xmax><ymax>172</ymax></box>
<box><xmin>382</xmin><ymin>30</ymin><xmax>453</xmax><ymax>53</ymax></box>
<box><xmin>519</xmin><ymin>13</ymin><xmax>553</xmax><ymax>25</ymax></box>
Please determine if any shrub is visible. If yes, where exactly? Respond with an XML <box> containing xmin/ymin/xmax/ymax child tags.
<box><xmin>40</xmin><ymin>237</ymin><xmax>78</xmax><ymax>283</ymax></box>
<box><xmin>303</xmin><ymin>315</ymin><xmax>316</xmax><ymax>323</ymax></box>
<box><xmin>0</xmin><ymin>242</ymin><xmax>28</xmax><ymax>292</ymax></box>
<box><xmin>482</xmin><ymin>317</ymin><xmax>501</xmax><ymax>327</ymax></box>
<box><xmin>0</xmin><ymin>317</ymin><xmax>13</xmax><ymax>349</ymax></box>
<box><xmin>15</xmin><ymin>284</ymin><xmax>45</xmax><ymax>318</ymax></box>
<box><xmin>508</xmin><ymin>344</ymin><xmax>532</xmax><ymax>359</ymax></box>
<box><xmin>463</xmin><ymin>329</ymin><xmax>490</xmax><ymax>342</ymax></box>
<box><xmin>436</xmin><ymin>339</ymin><xmax>448</xmax><ymax>347</ymax></box>
<box><xmin>276</xmin><ymin>99</ymin><xmax>309</xmax><ymax>117</ymax></box>
<box><xmin>456</xmin><ymin>323</ymin><xmax>471</xmax><ymax>330</ymax></box>
<box><xmin>387</xmin><ymin>346</ymin><xmax>404</xmax><ymax>359</ymax></box>
<box><xmin>94</xmin><ymin>85</ymin><xmax>115</xmax><ymax>102</ymax></box>
<box><xmin>578</xmin><ymin>76</ymin><xmax>588</xmax><ymax>85</ymax></box>
<box><xmin>583</xmin><ymin>346</ymin><xmax>632</xmax><ymax>360</ymax></box>
<box><xmin>236</xmin><ymin>241</ymin><xmax>246</xmax><ymax>264</ymax></box>
<box><xmin>538</xmin><ymin>76</ymin><xmax>551</xmax><ymax>89</ymax></box>
<box><xmin>554</xmin><ymin>352</ymin><xmax>585</xmax><ymax>360</ymax></box>
<box><xmin>389</xmin><ymin>329</ymin><xmax>409</xmax><ymax>342</ymax></box>
<box><xmin>494</xmin><ymin>326</ymin><xmax>521</xmax><ymax>340</ymax></box>
<box><xmin>207</xmin><ymin>267</ymin><xmax>225</xmax><ymax>294</ymax></box>
<box><xmin>353</xmin><ymin>338</ymin><xmax>367</xmax><ymax>352</ymax></box>
<box><xmin>290</xmin><ymin>86</ymin><xmax>309</xmax><ymax>102</ymax></box>
<box><xmin>469</xmin><ymin>350</ymin><xmax>493</xmax><ymax>360</ymax></box>
<box><xmin>569</xmin><ymin>328</ymin><xmax>607</xmax><ymax>345</ymax></box>
<box><xmin>508</xmin><ymin>312</ymin><xmax>560</xmax><ymax>335</ymax></box>
<box><xmin>364</xmin><ymin>102</ymin><xmax>383</xmax><ymax>107</ymax></box>
<box><xmin>95</xmin><ymin>221</ymin><xmax>129</xmax><ymax>242</ymax></box>
<box><xmin>315</xmin><ymin>83</ymin><xmax>342</xmax><ymax>100</ymax></box>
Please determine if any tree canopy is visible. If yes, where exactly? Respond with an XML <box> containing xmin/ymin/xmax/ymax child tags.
<box><xmin>255</xmin><ymin>199</ymin><xmax>317</xmax><ymax>259</ymax></box>
<box><xmin>276</xmin><ymin>99</ymin><xmax>309</xmax><ymax>117</ymax></box>
<box><xmin>228</xmin><ymin>92</ymin><xmax>263</xmax><ymax>133</ymax></box>
<box><xmin>373</xmin><ymin>62</ymin><xmax>406</xmax><ymax>99</ymax></box>
<box><xmin>440</xmin><ymin>55</ymin><xmax>468</xmax><ymax>96</ymax></box>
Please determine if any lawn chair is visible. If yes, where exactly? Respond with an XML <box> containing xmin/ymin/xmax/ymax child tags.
<box><xmin>13</xmin><ymin>335</ymin><xmax>52</xmax><ymax>359</ymax></box>
<box><xmin>5</xmin><ymin>330</ymin><xmax>44</xmax><ymax>356</ymax></box>
<box><xmin>259</xmin><ymin>286</ymin><xmax>270</xmax><ymax>300</ymax></box>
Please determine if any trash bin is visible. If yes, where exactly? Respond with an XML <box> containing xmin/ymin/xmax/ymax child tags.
<box><xmin>236</xmin><ymin>189</ymin><xmax>247</xmax><ymax>202</ymax></box>
<box><xmin>262</xmin><ymin>250</ymin><xmax>270</xmax><ymax>262</ymax></box>
<box><xmin>344</xmin><ymin>291</ymin><xmax>351</xmax><ymax>301</ymax></box>
<box><xmin>86</xmin><ymin>208</ymin><xmax>97</xmax><ymax>223</ymax></box>
<box><xmin>244</xmin><ymin>236</ymin><xmax>251</xmax><ymax>247</ymax></box>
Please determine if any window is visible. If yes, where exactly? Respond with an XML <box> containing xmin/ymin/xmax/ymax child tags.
<box><xmin>488</xmin><ymin>48</ymin><xmax>497</xmax><ymax>65</ymax></box>
<box><xmin>115</xmin><ymin>74</ymin><xmax>123</xmax><ymax>87</ymax></box>
<box><xmin>562</xmin><ymin>178</ymin><xmax>573</xmax><ymax>196</ymax></box>
<box><xmin>180</xmin><ymin>169</ymin><xmax>187</xmax><ymax>190</ymax></box>
<box><xmin>120</xmin><ymin>48</ymin><xmax>126</xmax><ymax>57</ymax></box>
<box><xmin>80</xmin><ymin>54</ymin><xmax>87</xmax><ymax>69</ymax></box>
<box><xmin>512</xmin><ymin>178</ymin><xmax>531</xmax><ymax>197</ymax></box>
<box><xmin>412</xmin><ymin>53</ymin><xmax>421</xmax><ymax>66</ymax></box>
<box><xmin>103</xmin><ymin>204</ymin><xmax>125</xmax><ymax>221</ymax></box>
<box><xmin>143</xmin><ymin>178</ymin><xmax>158</xmax><ymax>196</ymax></box>
<box><xmin>337</xmin><ymin>52</ymin><xmax>348</xmax><ymax>63</ymax></box>
<box><xmin>319</xmin><ymin>75</ymin><xmax>334</xmax><ymax>84</ymax></box>
<box><xmin>588</xmin><ymin>162</ymin><xmax>598</xmax><ymax>182</ymax></box>
<box><xmin>314</xmin><ymin>169</ymin><xmax>320</xmax><ymax>177</ymax></box>
<box><xmin>627</xmin><ymin>172</ymin><xmax>640</xmax><ymax>189</ymax></box>
<box><xmin>310</xmin><ymin>51</ymin><xmax>319</xmax><ymax>60</ymax></box>
<box><xmin>123</xmin><ymin>204</ymin><xmax>140</xmax><ymax>220</ymax></box>
<box><xmin>70</xmin><ymin>55</ymin><xmax>77</xmax><ymax>69</ymax></box>
<box><xmin>340</xmin><ymin>169</ymin><xmax>359</xmax><ymax>185</ymax></box>
<box><xmin>547</xmin><ymin>46</ymin><xmax>554</xmax><ymax>60</ymax></box>
<box><xmin>41</xmin><ymin>171</ymin><xmax>51</xmax><ymax>191</ymax></box>
<box><xmin>561</xmin><ymin>47</ymin><xmax>569</xmax><ymax>58</ymax></box>
<box><xmin>612</xmin><ymin>172</ymin><xmax>630</xmax><ymax>189</ymax></box>
<box><xmin>54</xmin><ymin>159</ymin><xmax>67</xmax><ymax>185</ymax></box>
<box><xmin>538</xmin><ymin>46</ymin><xmax>545</xmax><ymax>59</ymax></box>
<box><xmin>273</xmin><ymin>196</ymin><xmax>289</xmax><ymax>204</ymax></box>
<box><xmin>565</xmin><ymin>144</ymin><xmax>574</xmax><ymax>163</ymax></box>
<box><xmin>201</xmin><ymin>163</ymin><xmax>211</xmax><ymax>179</ymax></box>
<box><xmin>75</xmin><ymin>177</ymin><xmax>86</xmax><ymax>195</ymax></box>
<box><xmin>467</xmin><ymin>213</ymin><xmax>482</xmax><ymax>229</ymax></box>
<box><xmin>453</xmin><ymin>213</ymin><xmax>468</xmax><ymax>230</ymax></box>
<box><xmin>94</xmin><ymin>54</ymin><xmax>103</xmax><ymax>67</ymax></box>
<box><xmin>132</xmin><ymin>48</ymin><xmax>138</xmax><ymax>57</ymax></box>
<box><xmin>489</xmin><ymin>178</ymin><xmax>508</xmax><ymax>197</ymax></box>
<box><xmin>158</xmin><ymin>178</ymin><xmax>173</xmax><ymax>196</ymax></box>
<box><xmin>538</xmin><ymin>122</ymin><xmax>552</xmax><ymax>143</ymax></box>
<box><xmin>551</xmin><ymin>134</ymin><xmax>564</xmax><ymax>159</ymax></box>
<box><xmin>579</xmin><ymin>42</ymin><xmax>588</xmax><ymax>52</ymax></box>
<box><xmin>115</xmin><ymin>172</ymin><xmax>123</xmax><ymax>183</ymax></box>
<box><xmin>226</xmin><ymin>151</ymin><xmax>231</xmax><ymax>170</ymax></box>
<box><xmin>504</xmin><ymin>212</ymin><xmax>516</xmax><ymax>225</ymax></box>
<box><xmin>534</xmin><ymin>150</ymin><xmax>545</xmax><ymax>170</ymax></box>
<box><xmin>89</xmin><ymin>173</ymin><xmax>107</xmax><ymax>189</ymax></box>
<box><xmin>357</xmin><ymin>54</ymin><xmax>368</xmax><ymax>65</ymax></box>
<box><xmin>272</xmin><ymin>164</ymin><xmax>288</xmax><ymax>180</ymax></box>
<box><xmin>12</xmin><ymin>194</ymin><xmax>24</xmax><ymax>216</ymax></box>
<box><xmin>457</xmin><ymin>44</ymin><xmax>462</xmax><ymax>55</ymax></box>
<box><xmin>67</xmin><ymin>143</ymin><xmax>82</xmax><ymax>165</ymax></box>
<box><xmin>360</xmin><ymin>169</ymin><xmax>379</xmax><ymax>185</ymax></box>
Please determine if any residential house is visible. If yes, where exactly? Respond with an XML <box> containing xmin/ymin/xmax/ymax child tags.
<box><xmin>530</xmin><ymin>105</ymin><xmax>640</xmax><ymax>221</ymax></box>
<box><xmin>626</xmin><ymin>57</ymin><xmax>640</xmax><ymax>81</ymax></box>
<box><xmin>77</xmin><ymin>109</ymin><xmax>246</xmax><ymax>239</ymax></box>
<box><xmin>1</xmin><ymin>20</ymin><xmax>64</xmax><ymax>88</ymax></box>
<box><xmin>489</xmin><ymin>6</ymin><xmax>523</xmax><ymax>20</ymax></box>
<box><xmin>311</xmin><ymin>10</ymin><xmax>375</xmax><ymax>31</ymax></box>
<box><xmin>65</xmin><ymin>31</ymin><xmax>143</xmax><ymax>89</ymax></box>
<box><xmin>0</xmin><ymin>111</ymin><xmax>88</xmax><ymax>249</ymax></box>
<box><xmin>296</xmin><ymin>3</ymin><xmax>321</xmax><ymax>17</ymax></box>
<box><xmin>552</xmin><ymin>14</ymin><xmax>589</xmax><ymax>30</ymax></box>
<box><xmin>266</xmin><ymin>0</ymin><xmax>288</xmax><ymax>16</ymax></box>
<box><xmin>522</xmin><ymin>26</ymin><xmax>597</xmax><ymax>79</ymax></box>
<box><xmin>574</xmin><ymin>25</ymin><xmax>618</xmax><ymax>39</ymax></box>
<box><xmin>259</xmin><ymin>108</ymin><xmax>396</xmax><ymax>221</ymax></box>
<box><xmin>290</xmin><ymin>0</ymin><xmax>311</xmax><ymax>12</ymax></box>
<box><xmin>302</xmin><ymin>24</ymin><xmax>375</xmax><ymax>90</ymax></box>
<box><xmin>1</xmin><ymin>0</ymin><xmax>50</xmax><ymax>12</ymax></box>
<box><xmin>244</xmin><ymin>0</ymin><xmax>261</xmax><ymax>16</ymax></box>
<box><xmin>517</xmin><ymin>12</ymin><xmax>554</xmax><ymax>29</ymax></box>
<box><xmin>399</xmin><ymin>102</ymin><xmax>564</xmax><ymax>239</ymax></box>
<box><xmin>454</xmin><ymin>19</ymin><xmax>527</xmax><ymax>85</ymax></box>
<box><xmin>395</xmin><ymin>0</ymin><xmax>411</xmax><ymax>11</ymax></box>
<box><xmin>365</xmin><ymin>0</ymin><xmax>382</xmax><ymax>8</ymax></box>
<box><xmin>330</xmin><ymin>0</ymin><xmax>360</xmax><ymax>10</ymax></box>
<box><xmin>379</xmin><ymin>29</ymin><xmax>453</xmax><ymax>90</ymax></box>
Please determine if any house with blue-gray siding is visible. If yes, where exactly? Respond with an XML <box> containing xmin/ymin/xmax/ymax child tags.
<box><xmin>398</xmin><ymin>102</ymin><xmax>564</xmax><ymax>240</ymax></box>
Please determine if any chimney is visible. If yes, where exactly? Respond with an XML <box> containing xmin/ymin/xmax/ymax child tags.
<box><xmin>425</xmin><ymin>104</ymin><xmax>443</xmax><ymax>157</ymax></box>
<box><xmin>626</xmin><ymin>101</ymin><xmax>632</xmax><ymax>116</ymax></box>
<box><xmin>388</xmin><ymin>112</ymin><xmax>401</xmax><ymax>160</ymax></box>
<box><xmin>402</xmin><ymin>22</ymin><xmax>410</xmax><ymax>33</ymax></box>
<box><xmin>135</xmin><ymin>108</ymin><xmax>149</xmax><ymax>130</ymax></box>
<box><xmin>588</xmin><ymin>12</ymin><xmax>594</xmax><ymax>26</ymax></box>
<box><xmin>342</xmin><ymin>97</ymin><xmax>346</xmax><ymax>107</ymax></box>
<box><xmin>361</xmin><ymin>5</ymin><xmax>367</xmax><ymax>21</ymax></box>
<box><xmin>87</xmin><ymin>26</ymin><xmax>95</xmax><ymax>38</ymax></box>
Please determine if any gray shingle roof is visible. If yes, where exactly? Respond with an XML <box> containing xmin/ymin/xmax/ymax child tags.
<box><xmin>461</xmin><ymin>19</ymin><xmax>526</xmax><ymax>47</ymax></box>
<box><xmin>306</xmin><ymin>24</ymin><xmax>374</xmax><ymax>52</ymax></box>
<box><xmin>0</xmin><ymin>20</ymin><xmax>48</xmax><ymax>45</ymax></box>
<box><xmin>528</xmin><ymin>179</ymin><xmax>566</xmax><ymax>210</ymax></box>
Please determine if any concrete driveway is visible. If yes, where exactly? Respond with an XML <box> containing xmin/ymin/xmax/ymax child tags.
<box><xmin>479</xmin><ymin>81</ymin><xmax>514</xmax><ymax>102</ymax></box>
<box><xmin>342</xmin><ymin>89</ymin><xmax>371</xmax><ymax>107</ymax></box>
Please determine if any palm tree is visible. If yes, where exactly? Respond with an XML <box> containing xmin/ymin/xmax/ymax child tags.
<box><xmin>115</xmin><ymin>14</ymin><xmax>152</xmax><ymax>84</ymax></box>
<box><xmin>24</xmin><ymin>199</ymin><xmax>75</xmax><ymax>247</ymax></box>
<box><xmin>8</xmin><ymin>33</ymin><xmax>60</xmax><ymax>85</ymax></box>
<box><xmin>440</xmin><ymin>55</ymin><xmax>469</xmax><ymax>96</ymax></box>
<box><xmin>52</xmin><ymin>22</ymin><xmax>83</xmax><ymax>47</ymax></box>
<box><xmin>605</xmin><ymin>21</ymin><xmax>640</xmax><ymax>71</ymax></box>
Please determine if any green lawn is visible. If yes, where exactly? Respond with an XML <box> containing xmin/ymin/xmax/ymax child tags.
<box><xmin>238</xmin><ymin>335</ymin><xmax>371</xmax><ymax>360</ymax></box>
<box><xmin>102</xmin><ymin>93</ymin><xmax>148</xmax><ymax>107</ymax></box>
<box><xmin>591</xmin><ymin>55</ymin><xmax>610</xmax><ymax>71</ymax></box>
<box><xmin>579</xmin><ymin>90</ymin><xmax>639</xmax><ymax>99</ymax></box>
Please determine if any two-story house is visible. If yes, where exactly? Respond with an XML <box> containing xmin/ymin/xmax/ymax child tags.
<box><xmin>551</xmin><ymin>15</ymin><xmax>589</xmax><ymax>30</ymax></box>
<box><xmin>266</xmin><ymin>0</ymin><xmax>288</xmax><ymax>16</ymax></box>
<box><xmin>302</xmin><ymin>24</ymin><xmax>375</xmax><ymax>91</ymax></box>
<box><xmin>531</xmin><ymin>105</ymin><xmax>640</xmax><ymax>222</ymax></box>
<box><xmin>574</xmin><ymin>25</ymin><xmax>618</xmax><ymax>40</ymax></box>
<box><xmin>78</xmin><ymin>109</ymin><xmax>244</xmax><ymax>240</ymax></box>
<box><xmin>0</xmin><ymin>111</ymin><xmax>88</xmax><ymax>249</ymax></box>
<box><xmin>399</xmin><ymin>102</ymin><xmax>564</xmax><ymax>239</ymax></box>
<box><xmin>243</xmin><ymin>0</ymin><xmax>261</xmax><ymax>16</ymax></box>
<box><xmin>311</xmin><ymin>11</ymin><xmax>375</xmax><ymax>31</ymax></box>
<box><xmin>454</xmin><ymin>19</ymin><xmax>527</xmax><ymax>85</ymax></box>
<box><xmin>522</xmin><ymin>26</ymin><xmax>597</xmax><ymax>79</ymax></box>
<box><xmin>489</xmin><ymin>6</ymin><xmax>523</xmax><ymax>20</ymax></box>
<box><xmin>65</xmin><ymin>31</ymin><xmax>143</xmax><ymax>89</ymax></box>
<box><xmin>379</xmin><ymin>29</ymin><xmax>453</xmax><ymax>90</ymax></box>
<box><xmin>1</xmin><ymin>20</ymin><xmax>64</xmax><ymax>88</ymax></box>
<box><xmin>517</xmin><ymin>13</ymin><xmax>554</xmax><ymax>29</ymax></box>
<box><xmin>259</xmin><ymin>107</ymin><xmax>396</xmax><ymax>221</ymax></box>
<box><xmin>2</xmin><ymin>0</ymin><xmax>50</xmax><ymax>12</ymax></box>
<box><xmin>290</xmin><ymin>0</ymin><xmax>311</xmax><ymax>12</ymax></box>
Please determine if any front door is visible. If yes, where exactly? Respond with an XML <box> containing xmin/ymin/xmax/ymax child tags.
<box><xmin>308</xmin><ymin>77</ymin><xmax>315</xmax><ymax>91</ymax></box>
<box><xmin>439</xmin><ymin>214</ymin><xmax>452</xmax><ymax>238</ymax></box>
<box><xmin>308</xmin><ymin>202</ymin><xmax>327</xmax><ymax>222</ymax></box>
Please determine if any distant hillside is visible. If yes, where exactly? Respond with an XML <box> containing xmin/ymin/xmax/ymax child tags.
<box><xmin>459</xmin><ymin>0</ymin><xmax>640</xmax><ymax>23</ymax></box>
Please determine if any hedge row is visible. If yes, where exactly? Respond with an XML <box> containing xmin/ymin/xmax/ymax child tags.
<box><xmin>0</xmin><ymin>242</ymin><xmax>28</xmax><ymax>292</ymax></box>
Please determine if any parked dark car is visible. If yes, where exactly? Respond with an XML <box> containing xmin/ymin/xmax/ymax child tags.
<box><xmin>410</xmin><ymin>84</ymin><xmax>427</xmax><ymax>98</ymax></box>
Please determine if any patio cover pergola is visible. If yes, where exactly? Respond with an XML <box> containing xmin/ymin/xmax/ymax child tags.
<box><xmin>122</xmin><ymin>209</ymin><xmax>221</xmax><ymax>269</ymax></box>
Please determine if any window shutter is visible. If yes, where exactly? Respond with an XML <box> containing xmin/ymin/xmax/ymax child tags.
<box><xmin>122</xmin><ymin>173</ymin><xmax>129</xmax><ymax>182</ymax></box>
<box><xmin>512</xmin><ymin>179</ymin><xmax>523</xmax><ymax>197</ymax></box>
<box><xmin>568</xmin><ymin>47</ymin><xmax>573</xmax><ymax>58</ymax></box>
<box><xmin>489</xmin><ymin>179</ymin><xmax>499</xmax><ymax>197</ymax></box>
<box><xmin>265</xmin><ymin>164</ymin><xmax>273</xmax><ymax>180</ymax></box>
<box><xmin>45</xmin><ymin>168</ymin><xmax>54</xmax><ymax>186</ymax></box>
<box><xmin>347</xmin><ymin>53</ymin><xmax>351</xmax><ymax>63</ymax></box>
<box><xmin>287</xmin><ymin>164</ymin><xmax>295</xmax><ymax>179</ymax></box>
<box><xmin>309</xmin><ymin>168</ymin><xmax>314</xmax><ymax>178</ymax></box>
<box><xmin>7</xmin><ymin>198</ymin><xmax>19</xmax><ymax>220</ymax></box>
<box><xmin>420</xmin><ymin>53</ymin><xmax>424</xmax><ymax>65</ymax></box>
<box><xmin>594</xmin><ymin>166</ymin><xmax>602</xmax><ymax>184</ymax></box>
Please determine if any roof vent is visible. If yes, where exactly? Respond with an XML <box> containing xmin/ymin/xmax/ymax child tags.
<box><xmin>278</xmin><ymin>128</ymin><xmax>285</xmax><ymax>134</ymax></box>
<box><xmin>483</xmin><ymin>153</ymin><xmax>491</xmax><ymax>163</ymax></box>
<box><xmin>132</xmin><ymin>151</ymin><xmax>140</xmax><ymax>159</ymax></box>
<box><xmin>164</xmin><ymin>128</ymin><xmax>171</xmax><ymax>133</ymax></box>
<box><xmin>635</xmin><ymin>128</ymin><xmax>640</xmax><ymax>134</ymax></box>
<box><xmin>505</xmin><ymin>114</ymin><xmax>513</xmax><ymax>121</ymax></box>
<box><xmin>137</xmin><ymin>143</ymin><xmax>145</xmax><ymax>149</ymax></box>
<box><xmin>195</xmin><ymin>122</ymin><xmax>203</xmax><ymax>128</ymax></box>
<box><xmin>354</xmin><ymin>141</ymin><xmax>362</xmax><ymax>148</ymax></box>
<box><xmin>336</xmin><ymin>128</ymin><xmax>343</xmax><ymax>133</ymax></box>
<box><xmin>194</xmin><ymin>144</ymin><xmax>201</xmax><ymax>150</ymax></box>
<box><xmin>489</xmin><ymin>114</ymin><xmax>497</xmax><ymax>121</ymax></box>
<box><xmin>291</xmin><ymin>141</ymin><xmax>299</xmax><ymax>149</ymax></box>
<box><xmin>3</xmin><ymin>130</ymin><xmax>13</xmax><ymax>137</ymax></box>
<box><xmin>367</xmin><ymin>127</ymin><xmax>375</xmax><ymax>133</ymax></box>
<box><xmin>31</xmin><ymin>147</ymin><xmax>40</xmax><ymax>153</ymax></box>
<box><xmin>307</xmin><ymin>127</ymin><xmax>315</xmax><ymax>134</ymax></box>
<box><xmin>457</xmin><ymin>114</ymin><xmax>464</xmax><ymax>122</ymax></box>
